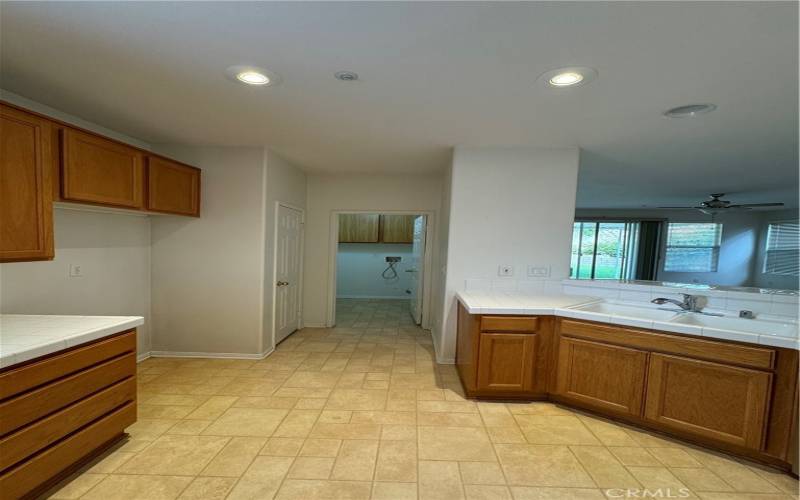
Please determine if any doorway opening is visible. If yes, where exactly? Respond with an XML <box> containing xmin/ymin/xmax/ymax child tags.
<box><xmin>329</xmin><ymin>212</ymin><xmax>431</xmax><ymax>329</ymax></box>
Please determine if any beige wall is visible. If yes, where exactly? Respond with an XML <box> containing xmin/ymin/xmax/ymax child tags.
<box><xmin>303</xmin><ymin>174</ymin><xmax>444</xmax><ymax>327</ymax></box>
<box><xmin>262</xmin><ymin>150</ymin><xmax>308</xmax><ymax>352</ymax></box>
<box><xmin>438</xmin><ymin>146</ymin><xmax>580</xmax><ymax>362</ymax></box>
<box><xmin>150</xmin><ymin>146</ymin><xmax>268</xmax><ymax>356</ymax></box>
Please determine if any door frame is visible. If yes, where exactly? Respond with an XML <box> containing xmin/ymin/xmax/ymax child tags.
<box><xmin>326</xmin><ymin>210</ymin><xmax>435</xmax><ymax>329</ymax></box>
<box><xmin>271</xmin><ymin>201</ymin><xmax>305</xmax><ymax>349</ymax></box>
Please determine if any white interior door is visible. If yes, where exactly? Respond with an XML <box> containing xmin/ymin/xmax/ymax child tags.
<box><xmin>408</xmin><ymin>215</ymin><xmax>426</xmax><ymax>324</ymax></box>
<box><xmin>275</xmin><ymin>205</ymin><xmax>303</xmax><ymax>344</ymax></box>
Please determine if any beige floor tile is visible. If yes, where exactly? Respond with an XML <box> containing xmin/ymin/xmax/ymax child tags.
<box><xmin>227</xmin><ymin>456</ymin><xmax>293</xmax><ymax>499</ymax></box>
<box><xmin>371</xmin><ymin>481</ymin><xmax>418</xmax><ymax>500</ymax></box>
<box><xmin>515</xmin><ymin>415</ymin><xmax>601</xmax><ymax>445</ymax></box>
<box><xmin>202</xmin><ymin>407</ymin><xmax>289</xmax><ymax>437</ymax></box>
<box><xmin>381</xmin><ymin>424</ymin><xmax>417</xmax><ymax>441</ymax></box>
<box><xmin>184</xmin><ymin>396</ymin><xmax>238</xmax><ymax>420</ymax></box>
<box><xmin>418</xmin><ymin>411</ymin><xmax>485</xmax><ymax>427</ymax></box>
<box><xmin>695</xmin><ymin>493</ymin><xmax>796</xmax><ymax>500</ymax></box>
<box><xmin>459</xmin><ymin>461</ymin><xmax>507</xmax><ymax>485</ymax></box>
<box><xmin>126</xmin><ymin>418</ymin><xmax>180</xmax><ymax>441</ymax></box>
<box><xmin>326</xmin><ymin>389</ymin><xmax>388</xmax><ymax>410</ymax></box>
<box><xmin>288</xmin><ymin>457</ymin><xmax>335</xmax><ymax>479</ymax></box>
<box><xmin>390</xmin><ymin>373</ymin><xmax>438</xmax><ymax>389</ymax></box>
<box><xmin>233</xmin><ymin>396</ymin><xmax>299</xmax><ymax>409</ymax></box>
<box><xmin>332</xmin><ymin>439</ymin><xmax>379</xmax><ymax>480</ymax></box>
<box><xmin>118</xmin><ymin>435</ymin><xmax>230</xmax><ymax>475</ymax></box>
<box><xmin>284</xmin><ymin>371</ymin><xmax>342</xmax><ymax>388</ymax></box>
<box><xmin>478</xmin><ymin>404</ymin><xmax>517</xmax><ymax>427</ymax></box>
<box><xmin>487</xmin><ymin>426</ymin><xmax>527</xmax><ymax>444</ymax></box>
<box><xmin>311</xmin><ymin>422</ymin><xmax>382</xmax><ymax>439</ymax></box>
<box><xmin>46</xmin><ymin>473</ymin><xmax>106</xmax><ymax>499</ymax></box>
<box><xmin>274</xmin><ymin>387</ymin><xmax>333</xmax><ymax>398</ymax></box>
<box><xmin>138</xmin><ymin>404</ymin><xmax>196</xmax><ymax>419</ymax></box>
<box><xmin>165</xmin><ymin>419</ymin><xmax>213</xmax><ymax>436</ymax></box>
<box><xmin>744</xmin><ymin>462</ymin><xmax>800</xmax><ymax>494</ymax></box>
<box><xmin>569</xmin><ymin>445</ymin><xmax>641</xmax><ymax>489</ymax></box>
<box><xmin>319</xmin><ymin>409</ymin><xmax>353</xmax><ymax>423</ymax></box>
<box><xmin>607</xmin><ymin>446</ymin><xmax>662</xmax><ymax>467</ymax></box>
<box><xmin>178</xmin><ymin>477</ymin><xmax>237</xmax><ymax>499</ymax></box>
<box><xmin>671</xmin><ymin>467</ymin><xmax>735</xmax><ymax>492</ymax></box>
<box><xmin>80</xmin><ymin>474</ymin><xmax>193</xmax><ymax>500</ymax></box>
<box><xmin>494</xmin><ymin>444</ymin><xmax>595</xmax><ymax>487</ymax></box>
<box><xmin>647</xmin><ymin>447</ymin><xmax>704</xmax><ymax>467</ymax></box>
<box><xmin>685</xmin><ymin>449</ymin><xmax>781</xmax><ymax>493</ymax></box>
<box><xmin>351</xmin><ymin>410</ymin><xmax>416</xmax><ymax>425</ymax></box>
<box><xmin>510</xmin><ymin>486</ymin><xmax>607</xmax><ymax>499</ymax></box>
<box><xmin>418</xmin><ymin>400</ymin><xmax>478</xmax><ymax>413</ymax></box>
<box><xmin>260</xmin><ymin>437</ymin><xmax>305</xmax><ymax>456</ymax></box>
<box><xmin>375</xmin><ymin>440</ymin><xmax>417</xmax><ymax>481</ymax></box>
<box><xmin>275</xmin><ymin>479</ymin><xmax>373</xmax><ymax>499</ymax></box>
<box><xmin>85</xmin><ymin>450</ymin><xmax>138</xmax><ymax>474</ymax></box>
<box><xmin>418</xmin><ymin>426</ymin><xmax>496</xmax><ymax>461</ymax></box>
<box><xmin>419</xmin><ymin>460</ymin><xmax>465</xmax><ymax>500</ymax></box>
<box><xmin>201</xmin><ymin>437</ymin><xmax>266</xmax><ymax>477</ymax></box>
<box><xmin>506</xmin><ymin>403</ymin><xmax>575</xmax><ymax>416</ymax></box>
<box><xmin>577</xmin><ymin>416</ymin><xmax>641</xmax><ymax>446</ymax></box>
<box><xmin>465</xmin><ymin>484</ymin><xmax>512</xmax><ymax>499</ymax></box>
<box><xmin>272</xmin><ymin>409</ymin><xmax>321</xmax><ymax>437</ymax></box>
<box><xmin>300</xmin><ymin>438</ymin><xmax>342</xmax><ymax>457</ymax></box>
<box><xmin>295</xmin><ymin>398</ymin><xmax>328</xmax><ymax>409</ymax></box>
<box><xmin>627</xmin><ymin>466</ymin><xmax>690</xmax><ymax>491</ymax></box>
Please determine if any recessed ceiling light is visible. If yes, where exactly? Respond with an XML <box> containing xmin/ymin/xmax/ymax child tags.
<box><xmin>664</xmin><ymin>104</ymin><xmax>717</xmax><ymax>118</ymax></box>
<box><xmin>334</xmin><ymin>71</ymin><xmax>359</xmax><ymax>81</ymax></box>
<box><xmin>237</xmin><ymin>71</ymin><xmax>269</xmax><ymax>85</ymax></box>
<box><xmin>538</xmin><ymin>66</ymin><xmax>597</xmax><ymax>89</ymax></box>
<box><xmin>225</xmin><ymin>65</ymin><xmax>281</xmax><ymax>87</ymax></box>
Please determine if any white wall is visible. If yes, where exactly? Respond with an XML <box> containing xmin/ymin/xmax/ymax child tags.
<box><xmin>336</xmin><ymin>243</ymin><xmax>414</xmax><ymax>298</ymax></box>
<box><xmin>0</xmin><ymin>91</ymin><xmax>153</xmax><ymax>357</ymax></box>
<box><xmin>303</xmin><ymin>174</ymin><xmax>443</xmax><ymax>327</ymax></box>
<box><xmin>432</xmin><ymin>163</ymin><xmax>452</xmax><ymax>348</ymax></box>
<box><xmin>438</xmin><ymin>146</ymin><xmax>580</xmax><ymax>362</ymax></box>
<box><xmin>0</xmin><ymin>209</ymin><xmax>153</xmax><ymax>355</ymax></box>
<box><xmin>262</xmin><ymin>150</ymin><xmax>307</xmax><ymax>353</ymax></box>
<box><xmin>150</xmin><ymin>146</ymin><xmax>267</xmax><ymax>356</ymax></box>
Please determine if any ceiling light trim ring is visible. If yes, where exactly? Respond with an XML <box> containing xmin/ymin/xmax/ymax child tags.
<box><xmin>538</xmin><ymin>66</ymin><xmax>598</xmax><ymax>89</ymax></box>
<box><xmin>225</xmin><ymin>65</ymin><xmax>281</xmax><ymax>87</ymax></box>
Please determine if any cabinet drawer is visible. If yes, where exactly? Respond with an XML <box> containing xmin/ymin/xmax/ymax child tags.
<box><xmin>558</xmin><ymin>319</ymin><xmax>775</xmax><ymax>370</ymax></box>
<box><xmin>0</xmin><ymin>353</ymin><xmax>135</xmax><ymax>436</ymax></box>
<box><xmin>481</xmin><ymin>316</ymin><xmax>539</xmax><ymax>333</ymax></box>
<box><xmin>0</xmin><ymin>402</ymin><xmax>136</xmax><ymax>499</ymax></box>
<box><xmin>146</xmin><ymin>155</ymin><xmax>200</xmax><ymax>216</ymax></box>
<box><xmin>61</xmin><ymin>128</ymin><xmax>144</xmax><ymax>208</ymax></box>
<box><xmin>644</xmin><ymin>353</ymin><xmax>772</xmax><ymax>450</ymax></box>
<box><xmin>0</xmin><ymin>377</ymin><xmax>135</xmax><ymax>471</ymax></box>
<box><xmin>0</xmin><ymin>330</ymin><xmax>136</xmax><ymax>400</ymax></box>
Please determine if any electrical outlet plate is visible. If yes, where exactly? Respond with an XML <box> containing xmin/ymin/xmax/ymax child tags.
<box><xmin>527</xmin><ymin>265</ymin><xmax>551</xmax><ymax>278</ymax></box>
<box><xmin>69</xmin><ymin>264</ymin><xmax>83</xmax><ymax>277</ymax></box>
<box><xmin>498</xmin><ymin>265</ymin><xmax>514</xmax><ymax>277</ymax></box>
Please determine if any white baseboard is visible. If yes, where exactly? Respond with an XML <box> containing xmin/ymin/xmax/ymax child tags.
<box><xmin>302</xmin><ymin>322</ymin><xmax>328</xmax><ymax>328</ymax></box>
<box><xmin>137</xmin><ymin>352</ymin><xmax>151</xmax><ymax>363</ymax></box>
<box><xmin>147</xmin><ymin>348</ymin><xmax>274</xmax><ymax>360</ymax></box>
<box><xmin>337</xmin><ymin>295</ymin><xmax>411</xmax><ymax>300</ymax></box>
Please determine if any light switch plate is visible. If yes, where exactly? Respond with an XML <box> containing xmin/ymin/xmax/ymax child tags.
<box><xmin>69</xmin><ymin>264</ymin><xmax>84</xmax><ymax>278</ymax></box>
<box><xmin>498</xmin><ymin>265</ymin><xmax>514</xmax><ymax>277</ymax></box>
<box><xmin>527</xmin><ymin>265</ymin><xmax>551</xmax><ymax>278</ymax></box>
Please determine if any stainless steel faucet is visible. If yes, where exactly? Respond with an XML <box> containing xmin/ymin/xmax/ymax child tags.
<box><xmin>651</xmin><ymin>293</ymin><xmax>699</xmax><ymax>312</ymax></box>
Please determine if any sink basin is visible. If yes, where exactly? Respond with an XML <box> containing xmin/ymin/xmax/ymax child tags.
<box><xmin>573</xmin><ymin>302</ymin><xmax>680</xmax><ymax>322</ymax></box>
<box><xmin>672</xmin><ymin>314</ymin><xmax>798</xmax><ymax>338</ymax></box>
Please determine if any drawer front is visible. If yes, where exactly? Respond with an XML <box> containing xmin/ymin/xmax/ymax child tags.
<box><xmin>0</xmin><ymin>353</ymin><xmax>135</xmax><ymax>436</ymax></box>
<box><xmin>0</xmin><ymin>402</ymin><xmax>135</xmax><ymax>499</ymax></box>
<box><xmin>481</xmin><ymin>316</ymin><xmax>539</xmax><ymax>333</ymax></box>
<box><xmin>558</xmin><ymin>319</ymin><xmax>775</xmax><ymax>370</ymax></box>
<box><xmin>0</xmin><ymin>330</ymin><xmax>136</xmax><ymax>400</ymax></box>
<box><xmin>0</xmin><ymin>377</ymin><xmax>135</xmax><ymax>471</ymax></box>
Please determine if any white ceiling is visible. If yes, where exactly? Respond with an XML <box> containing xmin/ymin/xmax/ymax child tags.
<box><xmin>1</xmin><ymin>2</ymin><xmax>797</xmax><ymax>208</ymax></box>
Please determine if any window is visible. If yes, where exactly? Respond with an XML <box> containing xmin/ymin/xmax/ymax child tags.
<box><xmin>663</xmin><ymin>223</ymin><xmax>723</xmax><ymax>272</ymax></box>
<box><xmin>570</xmin><ymin>221</ymin><xmax>640</xmax><ymax>280</ymax></box>
<box><xmin>764</xmin><ymin>221</ymin><xmax>799</xmax><ymax>276</ymax></box>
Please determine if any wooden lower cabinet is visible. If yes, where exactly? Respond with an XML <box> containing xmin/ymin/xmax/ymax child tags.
<box><xmin>644</xmin><ymin>353</ymin><xmax>772</xmax><ymax>450</ymax></box>
<box><xmin>0</xmin><ymin>330</ymin><xmax>137</xmax><ymax>499</ymax></box>
<box><xmin>555</xmin><ymin>337</ymin><xmax>647</xmax><ymax>417</ymax></box>
<box><xmin>477</xmin><ymin>332</ymin><xmax>537</xmax><ymax>393</ymax></box>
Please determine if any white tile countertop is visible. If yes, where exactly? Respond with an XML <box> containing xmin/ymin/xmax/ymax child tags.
<box><xmin>0</xmin><ymin>314</ymin><xmax>144</xmax><ymax>369</ymax></box>
<box><xmin>456</xmin><ymin>291</ymin><xmax>799</xmax><ymax>350</ymax></box>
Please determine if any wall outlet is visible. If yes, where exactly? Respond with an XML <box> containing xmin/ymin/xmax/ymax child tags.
<box><xmin>498</xmin><ymin>265</ymin><xmax>514</xmax><ymax>277</ymax></box>
<box><xmin>527</xmin><ymin>265</ymin><xmax>551</xmax><ymax>278</ymax></box>
<box><xmin>69</xmin><ymin>264</ymin><xmax>84</xmax><ymax>278</ymax></box>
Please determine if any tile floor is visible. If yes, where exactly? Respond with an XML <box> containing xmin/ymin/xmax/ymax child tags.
<box><xmin>44</xmin><ymin>299</ymin><xmax>799</xmax><ymax>499</ymax></box>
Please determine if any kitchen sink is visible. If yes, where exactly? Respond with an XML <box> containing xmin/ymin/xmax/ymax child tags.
<box><xmin>671</xmin><ymin>313</ymin><xmax>798</xmax><ymax>338</ymax></box>
<box><xmin>572</xmin><ymin>302</ymin><xmax>681</xmax><ymax>322</ymax></box>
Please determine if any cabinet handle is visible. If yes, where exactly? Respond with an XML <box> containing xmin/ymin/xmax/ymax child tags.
<box><xmin>276</xmin><ymin>281</ymin><xmax>289</xmax><ymax>287</ymax></box>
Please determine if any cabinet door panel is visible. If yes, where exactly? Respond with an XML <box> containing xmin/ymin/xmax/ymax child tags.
<box><xmin>477</xmin><ymin>333</ymin><xmax>537</xmax><ymax>392</ymax></box>
<box><xmin>146</xmin><ymin>156</ymin><xmax>200</xmax><ymax>216</ymax></box>
<box><xmin>61</xmin><ymin>128</ymin><xmax>143</xmax><ymax>208</ymax></box>
<box><xmin>380</xmin><ymin>214</ymin><xmax>415</xmax><ymax>243</ymax></box>
<box><xmin>338</xmin><ymin>214</ymin><xmax>380</xmax><ymax>243</ymax></box>
<box><xmin>0</xmin><ymin>104</ymin><xmax>53</xmax><ymax>262</ymax></box>
<box><xmin>644</xmin><ymin>353</ymin><xmax>772</xmax><ymax>450</ymax></box>
<box><xmin>555</xmin><ymin>337</ymin><xmax>647</xmax><ymax>416</ymax></box>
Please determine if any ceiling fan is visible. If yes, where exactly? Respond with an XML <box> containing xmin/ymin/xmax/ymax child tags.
<box><xmin>658</xmin><ymin>193</ymin><xmax>784</xmax><ymax>215</ymax></box>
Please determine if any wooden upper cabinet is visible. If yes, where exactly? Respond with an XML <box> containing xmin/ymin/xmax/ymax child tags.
<box><xmin>0</xmin><ymin>104</ymin><xmax>54</xmax><ymax>262</ymax></box>
<box><xmin>644</xmin><ymin>353</ymin><xmax>772</xmax><ymax>450</ymax></box>
<box><xmin>380</xmin><ymin>215</ymin><xmax>415</xmax><ymax>243</ymax></box>
<box><xmin>476</xmin><ymin>332</ymin><xmax>538</xmax><ymax>393</ymax></box>
<box><xmin>339</xmin><ymin>214</ymin><xmax>380</xmax><ymax>243</ymax></box>
<box><xmin>555</xmin><ymin>337</ymin><xmax>648</xmax><ymax>416</ymax></box>
<box><xmin>146</xmin><ymin>156</ymin><xmax>201</xmax><ymax>216</ymax></box>
<box><xmin>60</xmin><ymin>128</ymin><xmax>144</xmax><ymax>209</ymax></box>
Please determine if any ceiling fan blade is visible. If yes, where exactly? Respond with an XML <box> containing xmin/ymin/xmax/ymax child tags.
<box><xmin>655</xmin><ymin>206</ymin><xmax>701</xmax><ymax>209</ymax></box>
<box><xmin>728</xmin><ymin>203</ymin><xmax>784</xmax><ymax>208</ymax></box>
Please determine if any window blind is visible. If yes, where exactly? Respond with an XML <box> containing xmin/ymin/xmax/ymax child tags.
<box><xmin>663</xmin><ymin>223</ymin><xmax>723</xmax><ymax>272</ymax></box>
<box><xmin>764</xmin><ymin>221</ymin><xmax>799</xmax><ymax>276</ymax></box>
